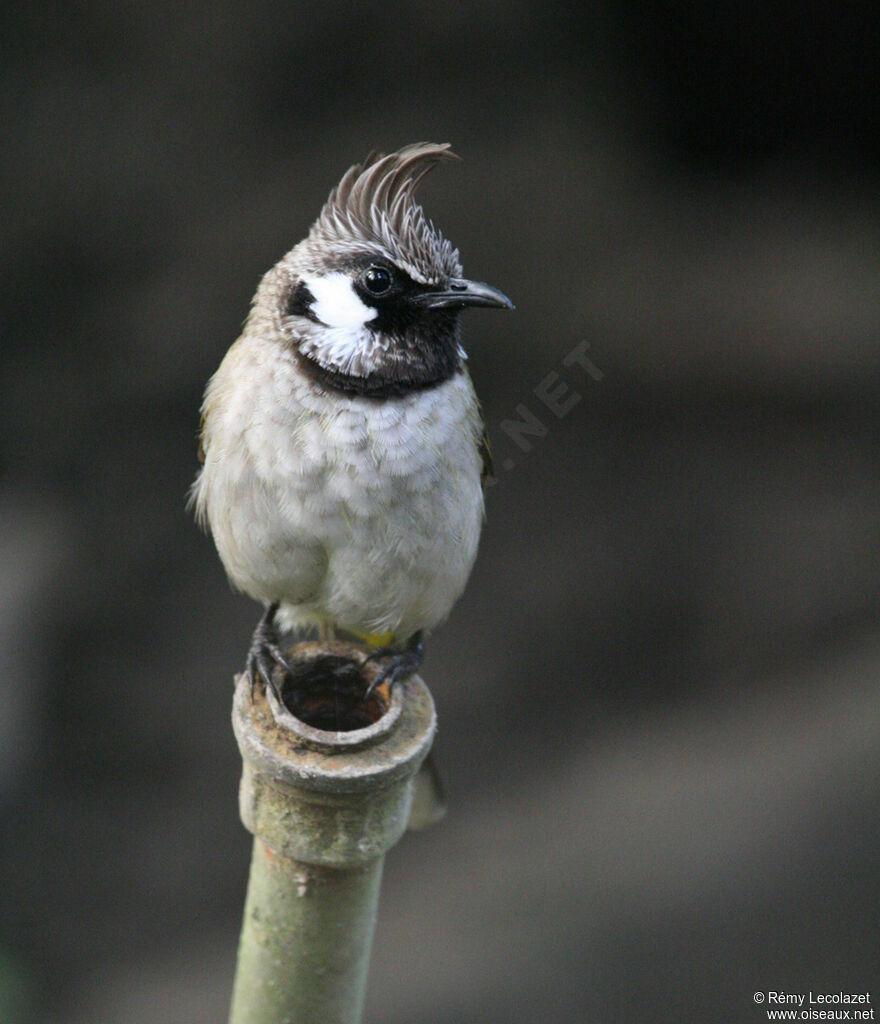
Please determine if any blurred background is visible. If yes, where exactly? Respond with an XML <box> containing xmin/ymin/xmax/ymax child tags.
<box><xmin>2</xmin><ymin>2</ymin><xmax>878</xmax><ymax>1021</ymax></box>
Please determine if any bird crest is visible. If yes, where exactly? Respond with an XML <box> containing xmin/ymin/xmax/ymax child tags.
<box><xmin>308</xmin><ymin>142</ymin><xmax>463</xmax><ymax>285</ymax></box>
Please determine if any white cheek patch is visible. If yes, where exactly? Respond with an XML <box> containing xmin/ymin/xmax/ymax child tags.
<box><xmin>302</xmin><ymin>273</ymin><xmax>377</xmax><ymax>329</ymax></box>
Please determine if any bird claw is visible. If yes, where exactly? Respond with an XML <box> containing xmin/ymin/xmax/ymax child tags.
<box><xmin>245</xmin><ymin>611</ymin><xmax>424</xmax><ymax>710</ymax></box>
<box><xmin>363</xmin><ymin>630</ymin><xmax>425</xmax><ymax>697</ymax></box>
<box><xmin>246</xmin><ymin>602</ymin><xmax>294</xmax><ymax>704</ymax></box>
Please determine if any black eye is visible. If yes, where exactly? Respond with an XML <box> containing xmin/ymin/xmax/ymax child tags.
<box><xmin>363</xmin><ymin>264</ymin><xmax>393</xmax><ymax>296</ymax></box>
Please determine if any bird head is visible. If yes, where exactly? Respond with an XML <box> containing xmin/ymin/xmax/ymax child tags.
<box><xmin>262</xmin><ymin>143</ymin><xmax>512</xmax><ymax>398</ymax></box>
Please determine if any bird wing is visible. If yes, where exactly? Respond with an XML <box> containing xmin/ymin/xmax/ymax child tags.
<box><xmin>478</xmin><ymin>423</ymin><xmax>494</xmax><ymax>489</ymax></box>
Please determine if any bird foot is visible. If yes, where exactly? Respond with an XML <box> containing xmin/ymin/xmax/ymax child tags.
<box><xmin>245</xmin><ymin>602</ymin><xmax>294</xmax><ymax>704</ymax></box>
<box><xmin>363</xmin><ymin>630</ymin><xmax>425</xmax><ymax>697</ymax></box>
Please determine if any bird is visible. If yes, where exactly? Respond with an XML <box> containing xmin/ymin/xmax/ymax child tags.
<box><xmin>190</xmin><ymin>142</ymin><xmax>512</xmax><ymax>702</ymax></box>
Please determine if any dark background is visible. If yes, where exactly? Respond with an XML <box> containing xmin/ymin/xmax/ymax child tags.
<box><xmin>2</xmin><ymin>3</ymin><xmax>879</xmax><ymax>1021</ymax></box>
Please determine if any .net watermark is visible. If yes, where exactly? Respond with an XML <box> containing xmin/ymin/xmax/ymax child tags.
<box><xmin>754</xmin><ymin>990</ymin><xmax>873</xmax><ymax>1020</ymax></box>
<box><xmin>489</xmin><ymin>340</ymin><xmax>604</xmax><ymax>481</ymax></box>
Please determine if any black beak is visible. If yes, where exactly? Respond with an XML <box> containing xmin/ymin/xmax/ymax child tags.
<box><xmin>413</xmin><ymin>278</ymin><xmax>514</xmax><ymax>311</ymax></box>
